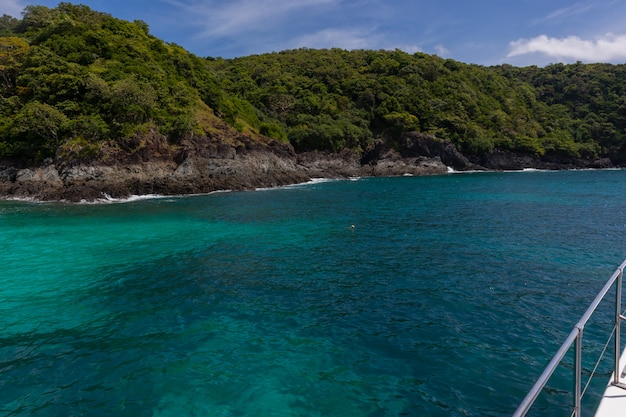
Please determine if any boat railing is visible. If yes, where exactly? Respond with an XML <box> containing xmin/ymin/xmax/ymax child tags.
<box><xmin>512</xmin><ymin>259</ymin><xmax>626</xmax><ymax>417</ymax></box>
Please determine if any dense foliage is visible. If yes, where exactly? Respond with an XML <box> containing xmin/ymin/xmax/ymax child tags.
<box><xmin>2</xmin><ymin>4</ymin><xmax>626</xmax><ymax>165</ymax></box>
<box><xmin>0</xmin><ymin>3</ymin><xmax>251</xmax><ymax>163</ymax></box>
<box><xmin>209</xmin><ymin>50</ymin><xmax>626</xmax><ymax>162</ymax></box>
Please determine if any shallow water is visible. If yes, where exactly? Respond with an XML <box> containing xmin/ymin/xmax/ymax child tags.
<box><xmin>1</xmin><ymin>170</ymin><xmax>626</xmax><ymax>416</ymax></box>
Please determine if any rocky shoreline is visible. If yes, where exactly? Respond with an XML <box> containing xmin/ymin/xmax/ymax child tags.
<box><xmin>0</xmin><ymin>151</ymin><xmax>450</xmax><ymax>203</ymax></box>
<box><xmin>0</xmin><ymin>132</ymin><xmax>617</xmax><ymax>202</ymax></box>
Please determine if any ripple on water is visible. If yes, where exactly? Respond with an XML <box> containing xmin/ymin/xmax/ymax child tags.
<box><xmin>1</xmin><ymin>171</ymin><xmax>626</xmax><ymax>416</ymax></box>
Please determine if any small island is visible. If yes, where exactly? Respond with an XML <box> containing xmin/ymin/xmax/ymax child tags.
<box><xmin>0</xmin><ymin>4</ymin><xmax>621</xmax><ymax>201</ymax></box>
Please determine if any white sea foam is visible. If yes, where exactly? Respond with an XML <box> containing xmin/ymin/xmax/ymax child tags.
<box><xmin>74</xmin><ymin>193</ymin><xmax>176</xmax><ymax>205</ymax></box>
<box><xmin>78</xmin><ymin>189</ymin><xmax>238</xmax><ymax>204</ymax></box>
<box><xmin>2</xmin><ymin>195</ymin><xmax>44</xmax><ymax>204</ymax></box>
<box><xmin>255</xmin><ymin>177</ymin><xmax>341</xmax><ymax>192</ymax></box>
<box><xmin>446</xmin><ymin>165</ymin><xmax>491</xmax><ymax>174</ymax></box>
<box><xmin>446</xmin><ymin>168</ymin><xmax>487</xmax><ymax>174</ymax></box>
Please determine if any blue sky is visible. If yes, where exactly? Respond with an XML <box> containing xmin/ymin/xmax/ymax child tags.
<box><xmin>3</xmin><ymin>0</ymin><xmax>626</xmax><ymax>67</ymax></box>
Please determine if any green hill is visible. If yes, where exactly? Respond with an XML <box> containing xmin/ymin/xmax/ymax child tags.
<box><xmin>2</xmin><ymin>3</ymin><xmax>626</xmax><ymax>167</ymax></box>
<box><xmin>0</xmin><ymin>3</ymin><xmax>263</xmax><ymax>165</ymax></box>
<box><xmin>208</xmin><ymin>50</ymin><xmax>626</xmax><ymax>164</ymax></box>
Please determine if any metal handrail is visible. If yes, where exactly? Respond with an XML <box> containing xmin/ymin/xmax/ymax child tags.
<box><xmin>512</xmin><ymin>259</ymin><xmax>626</xmax><ymax>417</ymax></box>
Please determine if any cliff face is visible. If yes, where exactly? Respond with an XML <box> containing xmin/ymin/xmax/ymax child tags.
<box><xmin>0</xmin><ymin>133</ymin><xmax>304</xmax><ymax>201</ymax></box>
<box><xmin>0</xmin><ymin>131</ymin><xmax>615</xmax><ymax>202</ymax></box>
<box><xmin>0</xmin><ymin>132</ymin><xmax>448</xmax><ymax>202</ymax></box>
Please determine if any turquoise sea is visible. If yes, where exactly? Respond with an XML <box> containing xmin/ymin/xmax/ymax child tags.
<box><xmin>1</xmin><ymin>170</ymin><xmax>626</xmax><ymax>417</ymax></box>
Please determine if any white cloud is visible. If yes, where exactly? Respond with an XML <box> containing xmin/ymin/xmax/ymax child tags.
<box><xmin>290</xmin><ymin>27</ymin><xmax>375</xmax><ymax>50</ymax></box>
<box><xmin>508</xmin><ymin>33</ymin><xmax>626</xmax><ymax>63</ymax></box>
<box><xmin>539</xmin><ymin>2</ymin><xmax>594</xmax><ymax>23</ymax></box>
<box><xmin>392</xmin><ymin>44</ymin><xmax>422</xmax><ymax>54</ymax></box>
<box><xmin>434</xmin><ymin>44</ymin><xmax>450</xmax><ymax>57</ymax></box>
<box><xmin>0</xmin><ymin>0</ymin><xmax>26</xmax><ymax>17</ymax></box>
<box><xmin>165</xmin><ymin>0</ymin><xmax>336</xmax><ymax>38</ymax></box>
<box><xmin>288</xmin><ymin>28</ymin><xmax>423</xmax><ymax>54</ymax></box>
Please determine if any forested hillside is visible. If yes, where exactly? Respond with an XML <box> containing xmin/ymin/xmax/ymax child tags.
<box><xmin>2</xmin><ymin>3</ymin><xmax>626</xmax><ymax>167</ymax></box>
<box><xmin>208</xmin><ymin>50</ymin><xmax>626</xmax><ymax>164</ymax></box>
<box><xmin>0</xmin><ymin>3</ymin><xmax>260</xmax><ymax>165</ymax></box>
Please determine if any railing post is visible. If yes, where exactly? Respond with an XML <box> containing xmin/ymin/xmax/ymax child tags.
<box><xmin>615</xmin><ymin>268</ymin><xmax>623</xmax><ymax>386</ymax></box>
<box><xmin>574</xmin><ymin>326</ymin><xmax>582</xmax><ymax>417</ymax></box>
<box><xmin>513</xmin><ymin>260</ymin><xmax>626</xmax><ymax>417</ymax></box>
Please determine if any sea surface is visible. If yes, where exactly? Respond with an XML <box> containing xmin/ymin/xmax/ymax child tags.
<box><xmin>1</xmin><ymin>170</ymin><xmax>626</xmax><ymax>417</ymax></box>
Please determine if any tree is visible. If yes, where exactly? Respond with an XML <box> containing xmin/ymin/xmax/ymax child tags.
<box><xmin>383</xmin><ymin>111</ymin><xmax>420</xmax><ymax>138</ymax></box>
<box><xmin>0</xmin><ymin>14</ymin><xmax>19</xmax><ymax>35</ymax></box>
<box><xmin>0</xmin><ymin>37</ymin><xmax>29</xmax><ymax>97</ymax></box>
<box><xmin>10</xmin><ymin>101</ymin><xmax>69</xmax><ymax>156</ymax></box>
<box><xmin>16</xmin><ymin>5</ymin><xmax>58</xmax><ymax>32</ymax></box>
<box><xmin>108</xmin><ymin>76</ymin><xmax>156</xmax><ymax>126</ymax></box>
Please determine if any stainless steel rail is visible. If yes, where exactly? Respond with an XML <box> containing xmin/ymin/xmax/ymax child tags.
<box><xmin>512</xmin><ymin>259</ymin><xmax>626</xmax><ymax>417</ymax></box>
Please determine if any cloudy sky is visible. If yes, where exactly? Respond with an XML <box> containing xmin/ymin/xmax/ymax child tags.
<box><xmin>3</xmin><ymin>0</ymin><xmax>626</xmax><ymax>67</ymax></box>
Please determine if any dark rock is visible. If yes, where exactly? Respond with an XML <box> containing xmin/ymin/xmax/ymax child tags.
<box><xmin>587</xmin><ymin>158</ymin><xmax>613</xmax><ymax>169</ymax></box>
<box><xmin>0</xmin><ymin>167</ymin><xmax>17</xmax><ymax>182</ymax></box>
<box><xmin>399</xmin><ymin>132</ymin><xmax>474</xmax><ymax>170</ymax></box>
<box><xmin>481</xmin><ymin>150</ymin><xmax>537</xmax><ymax>170</ymax></box>
<box><xmin>0</xmin><ymin>128</ymin><xmax>619</xmax><ymax>202</ymax></box>
<box><xmin>361</xmin><ymin>132</ymin><xmax>478</xmax><ymax>172</ymax></box>
<box><xmin>480</xmin><ymin>149</ymin><xmax>616</xmax><ymax>171</ymax></box>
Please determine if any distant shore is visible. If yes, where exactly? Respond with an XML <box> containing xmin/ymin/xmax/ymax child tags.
<box><xmin>0</xmin><ymin>132</ymin><xmax>617</xmax><ymax>203</ymax></box>
<box><xmin>0</xmin><ymin>152</ymin><xmax>448</xmax><ymax>203</ymax></box>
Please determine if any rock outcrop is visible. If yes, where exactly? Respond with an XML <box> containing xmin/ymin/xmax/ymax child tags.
<box><xmin>0</xmin><ymin>151</ymin><xmax>311</xmax><ymax>202</ymax></box>
<box><xmin>477</xmin><ymin>149</ymin><xmax>614</xmax><ymax>170</ymax></box>
<box><xmin>0</xmin><ymin>131</ymin><xmax>617</xmax><ymax>202</ymax></box>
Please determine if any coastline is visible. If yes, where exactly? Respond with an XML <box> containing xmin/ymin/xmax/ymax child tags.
<box><xmin>0</xmin><ymin>154</ymin><xmax>450</xmax><ymax>203</ymax></box>
<box><xmin>2</xmin><ymin>160</ymin><xmax>619</xmax><ymax>204</ymax></box>
<box><xmin>0</xmin><ymin>132</ymin><xmax>617</xmax><ymax>203</ymax></box>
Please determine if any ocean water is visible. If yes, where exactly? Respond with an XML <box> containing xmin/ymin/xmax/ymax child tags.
<box><xmin>1</xmin><ymin>170</ymin><xmax>626</xmax><ymax>417</ymax></box>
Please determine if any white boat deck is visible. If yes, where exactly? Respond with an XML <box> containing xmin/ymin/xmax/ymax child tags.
<box><xmin>594</xmin><ymin>347</ymin><xmax>626</xmax><ymax>417</ymax></box>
